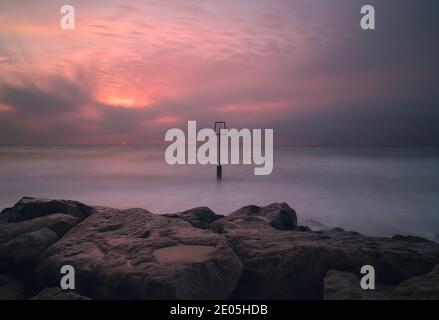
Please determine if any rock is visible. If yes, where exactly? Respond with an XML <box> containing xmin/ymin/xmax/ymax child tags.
<box><xmin>434</xmin><ymin>234</ymin><xmax>439</xmax><ymax>244</ymax></box>
<box><xmin>30</xmin><ymin>287</ymin><xmax>91</xmax><ymax>300</ymax></box>
<box><xmin>0</xmin><ymin>213</ymin><xmax>80</xmax><ymax>244</ymax></box>
<box><xmin>329</xmin><ymin>227</ymin><xmax>345</xmax><ymax>233</ymax></box>
<box><xmin>211</xmin><ymin>205</ymin><xmax>439</xmax><ymax>299</ymax></box>
<box><xmin>214</xmin><ymin>203</ymin><xmax>298</xmax><ymax>232</ymax></box>
<box><xmin>301</xmin><ymin>219</ymin><xmax>329</xmax><ymax>231</ymax></box>
<box><xmin>164</xmin><ymin>207</ymin><xmax>224</xmax><ymax>229</ymax></box>
<box><xmin>324</xmin><ymin>265</ymin><xmax>439</xmax><ymax>300</ymax></box>
<box><xmin>324</xmin><ymin>270</ymin><xmax>363</xmax><ymax>300</ymax></box>
<box><xmin>36</xmin><ymin>207</ymin><xmax>243</xmax><ymax>300</ymax></box>
<box><xmin>392</xmin><ymin>235</ymin><xmax>434</xmax><ymax>243</ymax></box>
<box><xmin>0</xmin><ymin>228</ymin><xmax>58</xmax><ymax>278</ymax></box>
<box><xmin>1</xmin><ymin>228</ymin><xmax>58</xmax><ymax>261</ymax></box>
<box><xmin>1</xmin><ymin>197</ymin><xmax>94</xmax><ymax>223</ymax></box>
<box><xmin>0</xmin><ymin>214</ymin><xmax>82</xmax><ymax>277</ymax></box>
<box><xmin>2</xmin><ymin>198</ymin><xmax>439</xmax><ymax>300</ymax></box>
<box><xmin>395</xmin><ymin>265</ymin><xmax>439</xmax><ymax>300</ymax></box>
<box><xmin>324</xmin><ymin>270</ymin><xmax>391</xmax><ymax>300</ymax></box>
<box><xmin>0</xmin><ymin>274</ymin><xmax>29</xmax><ymax>300</ymax></box>
<box><xmin>298</xmin><ymin>226</ymin><xmax>312</xmax><ymax>232</ymax></box>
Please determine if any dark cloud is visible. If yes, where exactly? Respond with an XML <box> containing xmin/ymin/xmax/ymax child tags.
<box><xmin>0</xmin><ymin>78</ymin><xmax>86</xmax><ymax>116</ymax></box>
<box><xmin>295</xmin><ymin>0</ymin><xmax>439</xmax><ymax>77</ymax></box>
<box><xmin>274</xmin><ymin>94</ymin><xmax>439</xmax><ymax>147</ymax></box>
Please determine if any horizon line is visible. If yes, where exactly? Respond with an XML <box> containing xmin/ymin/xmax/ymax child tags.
<box><xmin>1</xmin><ymin>144</ymin><xmax>439</xmax><ymax>148</ymax></box>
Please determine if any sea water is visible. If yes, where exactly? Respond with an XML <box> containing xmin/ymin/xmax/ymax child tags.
<box><xmin>1</xmin><ymin>146</ymin><xmax>438</xmax><ymax>240</ymax></box>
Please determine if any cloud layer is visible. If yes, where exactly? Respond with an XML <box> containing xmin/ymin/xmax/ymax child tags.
<box><xmin>1</xmin><ymin>0</ymin><xmax>438</xmax><ymax>146</ymax></box>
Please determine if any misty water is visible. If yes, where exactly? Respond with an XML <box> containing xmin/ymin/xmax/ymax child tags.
<box><xmin>1</xmin><ymin>146</ymin><xmax>438</xmax><ymax>240</ymax></box>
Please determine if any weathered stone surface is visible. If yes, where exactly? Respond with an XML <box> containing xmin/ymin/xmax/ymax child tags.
<box><xmin>36</xmin><ymin>207</ymin><xmax>243</xmax><ymax>300</ymax></box>
<box><xmin>213</xmin><ymin>203</ymin><xmax>298</xmax><ymax>233</ymax></box>
<box><xmin>1</xmin><ymin>228</ymin><xmax>58</xmax><ymax>262</ymax></box>
<box><xmin>324</xmin><ymin>265</ymin><xmax>439</xmax><ymax>300</ymax></box>
<box><xmin>0</xmin><ymin>274</ymin><xmax>29</xmax><ymax>300</ymax></box>
<box><xmin>0</xmin><ymin>214</ymin><xmax>81</xmax><ymax>277</ymax></box>
<box><xmin>323</xmin><ymin>270</ymin><xmax>392</xmax><ymax>300</ymax></box>
<box><xmin>164</xmin><ymin>207</ymin><xmax>224</xmax><ymax>229</ymax></box>
<box><xmin>0</xmin><ymin>197</ymin><xmax>94</xmax><ymax>223</ymax></box>
<box><xmin>30</xmin><ymin>287</ymin><xmax>91</xmax><ymax>300</ymax></box>
<box><xmin>394</xmin><ymin>265</ymin><xmax>439</xmax><ymax>300</ymax></box>
<box><xmin>0</xmin><ymin>228</ymin><xmax>58</xmax><ymax>279</ymax></box>
<box><xmin>211</xmin><ymin>206</ymin><xmax>439</xmax><ymax>299</ymax></box>
<box><xmin>324</xmin><ymin>270</ymin><xmax>362</xmax><ymax>300</ymax></box>
<box><xmin>0</xmin><ymin>213</ymin><xmax>80</xmax><ymax>244</ymax></box>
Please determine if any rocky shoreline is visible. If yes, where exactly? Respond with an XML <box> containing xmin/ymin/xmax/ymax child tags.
<box><xmin>1</xmin><ymin>197</ymin><xmax>438</xmax><ymax>300</ymax></box>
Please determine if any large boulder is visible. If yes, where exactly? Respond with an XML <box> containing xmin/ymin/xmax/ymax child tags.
<box><xmin>1</xmin><ymin>197</ymin><xmax>94</xmax><ymax>223</ymax></box>
<box><xmin>1</xmin><ymin>228</ymin><xmax>58</xmax><ymax>263</ymax></box>
<box><xmin>36</xmin><ymin>206</ymin><xmax>243</xmax><ymax>299</ymax></box>
<box><xmin>211</xmin><ymin>207</ymin><xmax>439</xmax><ymax>299</ymax></box>
<box><xmin>0</xmin><ymin>214</ymin><xmax>81</xmax><ymax>277</ymax></box>
<box><xmin>213</xmin><ymin>203</ymin><xmax>298</xmax><ymax>232</ymax></box>
<box><xmin>164</xmin><ymin>207</ymin><xmax>224</xmax><ymax>229</ymax></box>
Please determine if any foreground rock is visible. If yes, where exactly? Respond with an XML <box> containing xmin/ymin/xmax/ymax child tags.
<box><xmin>0</xmin><ymin>197</ymin><xmax>94</xmax><ymax>223</ymax></box>
<box><xmin>212</xmin><ymin>210</ymin><xmax>439</xmax><ymax>299</ymax></box>
<box><xmin>164</xmin><ymin>207</ymin><xmax>224</xmax><ymax>229</ymax></box>
<box><xmin>324</xmin><ymin>265</ymin><xmax>439</xmax><ymax>300</ymax></box>
<box><xmin>394</xmin><ymin>265</ymin><xmax>439</xmax><ymax>300</ymax></box>
<box><xmin>1</xmin><ymin>198</ymin><xmax>439</xmax><ymax>300</ymax></box>
<box><xmin>213</xmin><ymin>203</ymin><xmax>298</xmax><ymax>232</ymax></box>
<box><xmin>324</xmin><ymin>270</ymin><xmax>391</xmax><ymax>300</ymax></box>
<box><xmin>0</xmin><ymin>213</ymin><xmax>84</xmax><ymax>278</ymax></box>
<box><xmin>36</xmin><ymin>206</ymin><xmax>243</xmax><ymax>299</ymax></box>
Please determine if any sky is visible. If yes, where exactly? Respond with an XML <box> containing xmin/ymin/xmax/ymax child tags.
<box><xmin>0</xmin><ymin>0</ymin><xmax>438</xmax><ymax>146</ymax></box>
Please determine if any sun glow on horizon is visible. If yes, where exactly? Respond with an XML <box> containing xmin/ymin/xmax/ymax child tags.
<box><xmin>107</xmin><ymin>97</ymin><xmax>136</xmax><ymax>107</ymax></box>
<box><xmin>0</xmin><ymin>103</ymin><xmax>15</xmax><ymax>112</ymax></box>
<box><xmin>98</xmin><ymin>90</ymin><xmax>154</xmax><ymax>109</ymax></box>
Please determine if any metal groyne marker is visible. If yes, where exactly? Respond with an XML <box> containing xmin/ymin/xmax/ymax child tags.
<box><xmin>214</xmin><ymin>121</ymin><xmax>226</xmax><ymax>181</ymax></box>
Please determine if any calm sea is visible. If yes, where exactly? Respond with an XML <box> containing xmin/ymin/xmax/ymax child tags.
<box><xmin>1</xmin><ymin>146</ymin><xmax>438</xmax><ymax>240</ymax></box>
